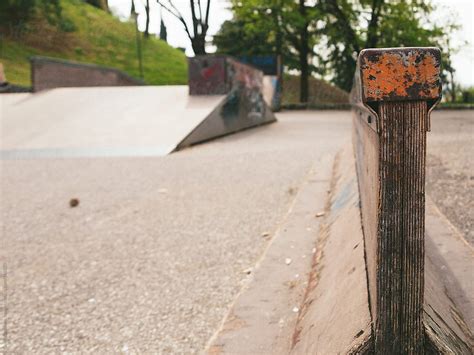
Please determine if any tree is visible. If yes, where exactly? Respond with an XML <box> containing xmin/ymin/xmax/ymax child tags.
<box><xmin>319</xmin><ymin>0</ymin><xmax>453</xmax><ymax>91</ymax></box>
<box><xmin>217</xmin><ymin>0</ymin><xmax>320</xmax><ymax>103</ymax></box>
<box><xmin>130</xmin><ymin>0</ymin><xmax>144</xmax><ymax>79</ymax></box>
<box><xmin>216</xmin><ymin>0</ymin><xmax>459</xmax><ymax>96</ymax></box>
<box><xmin>436</xmin><ymin>27</ymin><xmax>463</xmax><ymax>103</ymax></box>
<box><xmin>296</xmin><ymin>0</ymin><xmax>311</xmax><ymax>102</ymax></box>
<box><xmin>0</xmin><ymin>0</ymin><xmax>36</xmax><ymax>34</ymax></box>
<box><xmin>214</xmin><ymin>20</ymin><xmax>273</xmax><ymax>56</ymax></box>
<box><xmin>318</xmin><ymin>0</ymin><xmax>361</xmax><ymax>91</ymax></box>
<box><xmin>157</xmin><ymin>0</ymin><xmax>211</xmax><ymax>55</ymax></box>
<box><xmin>226</xmin><ymin>0</ymin><xmax>284</xmax><ymax>56</ymax></box>
<box><xmin>159</xmin><ymin>14</ymin><xmax>168</xmax><ymax>42</ymax></box>
<box><xmin>85</xmin><ymin>0</ymin><xmax>109</xmax><ymax>11</ymax></box>
<box><xmin>0</xmin><ymin>0</ymin><xmax>65</xmax><ymax>37</ymax></box>
<box><xmin>144</xmin><ymin>0</ymin><xmax>150</xmax><ymax>38</ymax></box>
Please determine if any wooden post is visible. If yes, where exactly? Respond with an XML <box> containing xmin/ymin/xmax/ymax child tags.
<box><xmin>351</xmin><ymin>48</ymin><xmax>441</xmax><ymax>353</ymax></box>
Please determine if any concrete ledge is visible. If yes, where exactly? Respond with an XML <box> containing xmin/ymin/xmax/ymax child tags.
<box><xmin>31</xmin><ymin>56</ymin><xmax>143</xmax><ymax>92</ymax></box>
<box><xmin>207</xmin><ymin>146</ymin><xmax>372</xmax><ymax>354</ymax></box>
<box><xmin>291</xmin><ymin>146</ymin><xmax>372</xmax><ymax>354</ymax></box>
<box><xmin>207</xmin><ymin>152</ymin><xmax>335</xmax><ymax>354</ymax></box>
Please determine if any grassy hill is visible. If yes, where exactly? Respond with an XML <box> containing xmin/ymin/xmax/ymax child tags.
<box><xmin>0</xmin><ymin>0</ymin><xmax>187</xmax><ymax>86</ymax></box>
<box><xmin>282</xmin><ymin>75</ymin><xmax>349</xmax><ymax>106</ymax></box>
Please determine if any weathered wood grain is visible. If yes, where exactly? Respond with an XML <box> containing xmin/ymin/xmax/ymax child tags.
<box><xmin>352</xmin><ymin>47</ymin><xmax>471</xmax><ymax>354</ymax></box>
<box><xmin>353</xmin><ymin>100</ymin><xmax>427</xmax><ymax>353</ymax></box>
<box><xmin>290</xmin><ymin>146</ymin><xmax>372</xmax><ymax>354</ymax></box>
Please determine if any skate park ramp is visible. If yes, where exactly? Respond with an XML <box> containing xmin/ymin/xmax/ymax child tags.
<box><xmin>1</xmin><ymin>55</ymin><xmax>277</xmax><ymax>159</ymax></box>
<box><xmin>0</xmin><ymin>92</ymin><xmax>31</xmax><ymax>107</ymax></box>
<box><xmin>1</xmin><ymin>86</ymin><xmax>221</xmax><ymax>158</ymax></box>
<box><xmin>1</xmin><ymin>85</ymin><xmax>275</xmax><ymax>159</ymax></box>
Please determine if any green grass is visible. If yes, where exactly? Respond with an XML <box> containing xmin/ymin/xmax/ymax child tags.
<box><xmin>0</xmin><ymin>0</ymin><xmax>187</xmax><ymax>86</ymax></box>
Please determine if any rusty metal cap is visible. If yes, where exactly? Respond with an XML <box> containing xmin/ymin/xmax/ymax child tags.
<box><xmin>359</xmin><ymin>47</ymin><xmax>441</xmax><ymax>103</ymax></box>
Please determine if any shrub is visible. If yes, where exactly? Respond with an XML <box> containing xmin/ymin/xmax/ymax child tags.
<box><xmin>0</xmin><ymin>0</ymin><xmax>75</xmax><ymax>36</ymax></box>
<box><xmin>461</xmin><ymin>87</ymin><xmax>474</xmax><ymax>103</ymax></box>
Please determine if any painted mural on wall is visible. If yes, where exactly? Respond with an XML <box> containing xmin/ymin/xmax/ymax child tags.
<box><xmin>180</xmin><ymin>56</ymin><xmax>277</xmax><ymax>150</ymax></box>
<box><xmin>188</xmin><ymin>56</ymin><xmax>229</xmax><ymax>95</ymax></box>
<box><xmin>221</xmin><ymin>58</ymin><xmax>266</xmax><ymax>126</ymax></box>
<box><xmin>188</xmin><ymin>55</ymin><xmax>268</xmax><ymax>127</ymax></box>
<box><xmin>238</xmin><ymin>55</ymin><xmax>282</xmax><ymax>111</ymax></box>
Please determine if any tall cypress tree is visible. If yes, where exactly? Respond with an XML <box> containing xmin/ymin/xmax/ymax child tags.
<box><xmin>159</xmin><ymin>16</ymin><xmax>167</xmax><ymax>42</ymax></box>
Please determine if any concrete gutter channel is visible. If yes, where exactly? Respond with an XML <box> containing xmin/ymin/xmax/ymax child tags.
<box><xmin>206</xmin><ymin>149</ymin><xmax>336</xmax><ymax>354</ymax></box>
<box><xmin>206</xmin><ymin>146</ymin><xmax>372</xmax><ymax>353</ymax></box>
<box><xmin>425</xmin><ymin>197</ymin><xmax>474</xmax><ymax>330</ymax></box>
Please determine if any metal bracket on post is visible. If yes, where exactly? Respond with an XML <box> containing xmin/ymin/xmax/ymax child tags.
<box><xmin>351</xmin><ymin>47</ymin><xmax>471</xmax><ymax>354</ymax></box>
<box><xmin>352</xmin><ymin>47</ymin><xmax>442</xmax><ymax>133</ymax></box>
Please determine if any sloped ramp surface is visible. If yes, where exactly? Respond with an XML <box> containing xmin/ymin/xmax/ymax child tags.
<box><xmin>1</xmin><ymin>85</ymin><xmax>275</xmax><ymax>159</ymax></box>
<box><xmin>178</xmin><ymin>87</ymin><xmax>276</xmax><ymax>149</ymax></box>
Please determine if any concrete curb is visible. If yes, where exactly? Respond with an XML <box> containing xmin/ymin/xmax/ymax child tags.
<box><xmin>206</xmin><ymin>151</ymin><xmax>336</xmax><ymax>354</ymax></box>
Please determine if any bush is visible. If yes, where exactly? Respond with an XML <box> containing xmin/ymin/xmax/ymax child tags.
<box><xmin>59</xmin><ymin>17</ymin><xmax>77</xmax><ymax>32</ymax></box>
<box><xmin>0</xmin><ymin>0</ymin><xmax>36</xmax><ymax>34</ymax></box>
<box><xmin>0</xmin><ymin>0</ymin><xmax>75</xmax><ymax>36</ymax></box>
<box><xmin>461</xmin><ymin>87</ymin><xmax>474</xmax><ymax>103</ymax></box>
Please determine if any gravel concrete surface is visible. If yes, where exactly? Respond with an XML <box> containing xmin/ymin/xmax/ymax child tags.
<box><xmin>0</xmin><ymin>111</ymin><xmax>350</xmax><ymax>353</ymax></box>
<box><xmin>427</xmin><ymin>110</ymin><xmax>474</xmax><ymax>245</ymax></box>
<box><xmin>1</xmin><ymin>109</ymin><xmax>471</xmax><ymax>353</ymax></box>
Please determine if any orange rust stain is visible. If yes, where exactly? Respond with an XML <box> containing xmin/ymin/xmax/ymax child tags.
<box><xmin>362</xmin><ymin>51</ymin><xmax>440</xmax><ymax>100</ymax></box>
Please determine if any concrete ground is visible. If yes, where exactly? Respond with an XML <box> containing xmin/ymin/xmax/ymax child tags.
<box><xmin>0</xmin><ymin>109</ymin><xmax>471</xmax><ymax>353</ymax></box>
<box><xmin>427</xmin><ymin>110</ymin><xmax>474</xmax><ymax>245</ymax></box>
<box><xmin>0</xmin><ymin>111</ymin><xmax>349</xmax><ymax>353</ymax></box>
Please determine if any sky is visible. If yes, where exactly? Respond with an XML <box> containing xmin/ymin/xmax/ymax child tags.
<box><xmin>108</xmin><ymin>0</ymin><xmax>474</xmax><ymax>87</ymax></box>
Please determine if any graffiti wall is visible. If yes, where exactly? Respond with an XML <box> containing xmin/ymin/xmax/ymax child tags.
<box><xmin>180</xmin><ymin>56</ymin><xmax>276</xmax><ymax>148</ymax></box>
<box><xmin>188</xmin><ymin>55</ymin><xmax>268</xmax><ymax>124</ymax></box>
<box><xmin>188</xmin><ymin>56</ymin><xmax>229</xmax><ymax>95</ymax></box>
<box><xmin>222</xmin><ymin>57</ymin><xmax>266</xmax><ymax>125</ymax></box>
<box><xmin>237</xmin><ymin>55</ymin><xmax>282</xmax><ymax>111</ymax></box>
